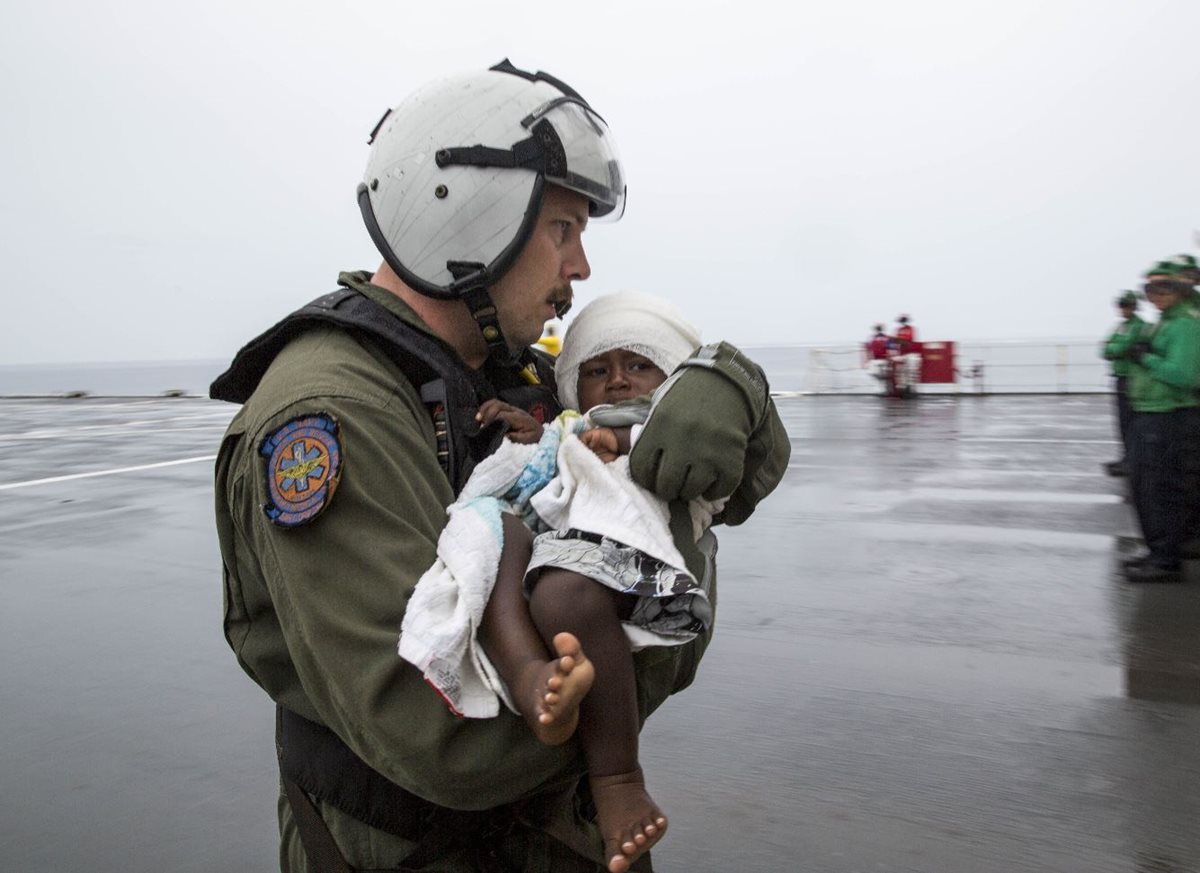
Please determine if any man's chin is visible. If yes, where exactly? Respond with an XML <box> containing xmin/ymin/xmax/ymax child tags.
<box><xmin>509</xmin><ymin>335</ymin><xmax>542</xmax><ymax>353</ymax></box>
<box><xmin>521</xmin><ymin>327</ymin><xmax>550</xmax><ymax>349</ymax></box>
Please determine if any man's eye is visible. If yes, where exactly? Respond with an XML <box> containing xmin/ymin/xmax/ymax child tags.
<box><xmin>581</xmin><ymin>367</ymin><xmax>606</xmax><ymax>378</ymax></box>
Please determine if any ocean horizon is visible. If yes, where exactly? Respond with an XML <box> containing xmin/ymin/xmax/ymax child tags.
<box><xmin>0</xmin><ymin>359</ymin><xmax>229</xmax><ymax>398</ymax></box>
<box><xmin>0</xmin><ymin>337</ymin><xmax>1112</xmax><ymax>397</ymax></box>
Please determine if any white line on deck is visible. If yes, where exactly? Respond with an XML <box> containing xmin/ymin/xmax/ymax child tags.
<box><xmin>0</xmin><ymin>456</ymin><xmax>216</xmax><ymax>491</ymax></box>
<box><xmin>906</xmin><ymin>487</ymin><xmax>1123</xmax><ymax>504</ymax></box>
<box><xmin>959</xmin><ymin>437</ymin><xmax>1118</xmax><ymax>444</ymax></box>
<box><xmin>787</xmin><ymin>463</ymin><xmax>1108</xmax><ymax>479</ymax></box>
<box><xmin>0</xmin><ymin>413</ymin><xmax>234</xmax><ymax>442</ymax></box>
<box><xmin>0</xmin><ymin>426</ymin><xmax>227</xmax><ymax>443</ymax></box>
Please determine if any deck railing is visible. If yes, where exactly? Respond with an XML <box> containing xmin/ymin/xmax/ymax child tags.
<box><xmin>745</xmin><ymin>339</ymin><xmax>1111</xmax><ymax>395</ymax></box>
<box><xmin>0</xmin><ymin>343</ymin><xmax>1115</xmax><ymax>397</ymax></box>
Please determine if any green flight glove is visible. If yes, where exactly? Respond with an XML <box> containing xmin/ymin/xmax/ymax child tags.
<box><xmin>629</xmin><ymin>342</ymin><xmax>770</xmax><ymax>502</ymax></box>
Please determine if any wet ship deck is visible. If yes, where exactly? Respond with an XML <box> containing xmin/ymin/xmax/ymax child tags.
<box><xmin>2</xmin><ymin>395</ymin><xmax>1198</xmax><ymax>872</ymax></box>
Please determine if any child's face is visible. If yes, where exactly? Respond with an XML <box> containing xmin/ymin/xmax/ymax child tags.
<box><xmin>575</xmin><ymin>349</ymin><xmax>668</xmax><ymax>412</ymax></box>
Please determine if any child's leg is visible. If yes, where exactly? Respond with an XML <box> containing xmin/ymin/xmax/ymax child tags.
<box><xmin>478</xmin><ymin>514</ymin><xmax>594</xmax><ymax>745</ymax></box>
<box><xmin>529</xmin><ymin>567</ymin><xmax>668</xmax><ymax>873</ymax></box>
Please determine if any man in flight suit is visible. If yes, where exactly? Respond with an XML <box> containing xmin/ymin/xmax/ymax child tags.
<box><xmin>210</xmin><ymin>61</ymin><xmax>791</xmax><ymax>872</ymax></box>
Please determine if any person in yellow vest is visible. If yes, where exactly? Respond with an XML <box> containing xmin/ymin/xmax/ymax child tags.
<box><xmin>537</xmin><ymin>323</ymin><xmax>563</xmax><ymax>356</ymax></box>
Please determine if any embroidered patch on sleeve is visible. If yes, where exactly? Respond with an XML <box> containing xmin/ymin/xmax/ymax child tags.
<box><xmin>259</xmin><ymin>413</ymin><xmax>343</xmax><ymax>528</ymax></box>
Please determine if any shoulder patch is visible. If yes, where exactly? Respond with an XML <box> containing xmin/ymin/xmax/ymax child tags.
<box><xmin>259</xmin><ymin>413</ymin><xmax>343</xmax><ymax>527</ymax></box>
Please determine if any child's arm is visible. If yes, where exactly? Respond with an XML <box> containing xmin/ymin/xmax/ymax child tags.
<box><xmin>477</xmin><ymin>399</ymin><xmax>544</xmax><ymax>444</ymax></box>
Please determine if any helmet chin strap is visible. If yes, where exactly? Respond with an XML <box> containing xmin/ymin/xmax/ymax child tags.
<box><xmin>446</xmin><ymin>261</ymin><xmax>514</xmax><ymax>363</ymax></box>
<box><xmin>458</xmin><ymin>281</ymin><xmax>515</xmax><ymax>365</ymax></box>
<box><xmin>449</xmin><ymin>262</ymin><xmax>565</xmax><ymax>365</ymax></box>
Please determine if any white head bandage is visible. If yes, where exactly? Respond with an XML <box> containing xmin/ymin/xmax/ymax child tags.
<box><xmin>554</xmin><ymin>292</ymin><xmax>702</xmax><ymax>411</ymax></box>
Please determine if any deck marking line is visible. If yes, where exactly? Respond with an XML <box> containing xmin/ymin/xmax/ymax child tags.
<box><xmin>0</xmin><ymin>455</ymin><xmax>217</xmax><ymax>491</ymax></box>
<box><xmin>786</xmin><ymin>462</ymin><xmax>1108</xmax><ymax>479</ymax></box>
<box><xmin>959</xmin><ymin>437</ymin><xmax>1118</xmax><ymax>444</ymax></box>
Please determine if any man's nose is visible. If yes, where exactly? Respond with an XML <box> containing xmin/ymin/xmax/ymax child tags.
<box><xmin>563</xmin><ymin>240</ymin><xmax>590</xmax><ymax>282</ymax></box>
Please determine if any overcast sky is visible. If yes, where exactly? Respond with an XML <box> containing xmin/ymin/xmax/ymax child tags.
<box><xmin>2</xmin><ymin>0</ymin><xmax>1197</xmax><ymax>365</ymax></box>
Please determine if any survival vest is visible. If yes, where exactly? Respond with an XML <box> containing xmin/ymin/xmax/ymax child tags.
<box><xmin>209</xmin><ymin>286</ymin><xmax>562</xmax><ymax>495</ymax></box>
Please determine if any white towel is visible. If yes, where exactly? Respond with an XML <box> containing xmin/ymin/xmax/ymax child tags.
<box><xmin>530</xmin><ymin>430</ymin><xmax>689</xmax><ymax>573</ymax></box>
<box><xmin>398</xmin><ymin>419</ymin><xmax>573</xmax><ymax>719</ymax></box>
<box><xmin>396</xmin><ymin>495</ymin><xmax>513</xmax><ymax>717</ymax></box>
<box><xmin>398</xmin><ymin>413</ymin><xmax>715</xmax><ymax>719</ymax></box>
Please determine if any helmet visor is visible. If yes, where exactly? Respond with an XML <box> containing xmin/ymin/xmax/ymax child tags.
<box><xmin>526</xmin><ymin>98</ymin><xmax>626</xmax><ymax>220</ymax></box>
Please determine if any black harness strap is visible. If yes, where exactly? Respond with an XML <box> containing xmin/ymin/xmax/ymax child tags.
<box><xmin>278</xmin><ymin>707</ymin><xmax>519</xmax><ymax>872</ymax></box>
<box><xmin>281</xmin><ymin>779</ymin><xmax>356</xmax><ymax>873</ymax></box>
<box><xmin>278</xmin><ymin>709</ymin><xmax>356</xmax><ymax>873</ymax></box>
<box><xmin>209</xmin><ymin>287</ymin><xmax>559</xmax><ymax>494</ymax></box>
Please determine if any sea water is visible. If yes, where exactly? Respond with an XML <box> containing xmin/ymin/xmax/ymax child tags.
<box><xmin>0</xmin><ymin>339</ymin><xmax>1110</xmax><ymax>398</ymax></box>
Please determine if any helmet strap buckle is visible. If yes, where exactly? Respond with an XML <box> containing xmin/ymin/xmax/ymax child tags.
<box><xmin>453</xmin><ymin>272</ymin><xmax>513</xmax><ymax>364</ymax></box>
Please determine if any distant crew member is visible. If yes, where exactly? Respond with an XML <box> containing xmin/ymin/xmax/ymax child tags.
<box><xmin>1122</xmin><ymin>256</ymin><xmax>1200</xmax><ymax>583</ymax></box>
<box><xmin>866</xmin><ymin>324</ymin><xmax>890</xmax><ymax>361</ymax></box>
<box><xmin>893</xmin><ymin>314</ymin><xmax>921</xmax><ymax>396</ymax></box>
<box><xmin>1100</xmin><ymin>291</ymin><xmax>1145</xmax><ymax>477</ymax></box>
<box><xmin>863</xmin><ymin>324</ymin><xmax>893</xmax><ymax>394</ymax></box>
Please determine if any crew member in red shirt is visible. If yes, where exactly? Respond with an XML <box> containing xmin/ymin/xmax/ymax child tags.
<box><xmin>863</xmin><ymin>324</ymin><xmax>893</xmax><ymax>393</ymax></box>
<box><xmin>893</xmin><ymin>315</ymin><xmax>921</xmax><ymax>395</ymax></box>
<box><xmin>865</xmin><ymin>324</ymin><xmax>890</xmax><ymax>361</ymax></box>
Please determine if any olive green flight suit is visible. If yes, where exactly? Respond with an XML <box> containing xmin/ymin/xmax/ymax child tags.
<box><xmin>214</xmin><ymin>271</ymin><xmax>790</xmax><ymax>871</ymax></box>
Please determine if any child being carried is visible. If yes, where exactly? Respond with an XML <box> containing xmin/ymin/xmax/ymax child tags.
<box><xmin>400</xmin><ymin>292</ymin><xmax>720</xmax><ymax>873</ymax></box>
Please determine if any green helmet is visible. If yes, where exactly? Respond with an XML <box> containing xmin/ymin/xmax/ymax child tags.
<box><xmin>1144</xmin><ymin>253</ymin><xmax>1199</xmax><ymax>281</ymax></box>
<box><xmin>1143</xmin><ymin>254</ymin><xmax>1199</xmax><ymax>302</ymax></box>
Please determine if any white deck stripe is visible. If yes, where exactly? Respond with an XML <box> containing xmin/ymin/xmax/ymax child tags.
<box><xmin>0</xmin><ymin>425</ymin><xmax>228</xmax><ymax>442</ymax></box>
<box><xmin>959</xmin><ymin>437</ymin><xmax>1118</xmax><ymax>444</ymax></box>
<box><xmin>787</xmin><ymin>462</ymin><xmax>1108</xmax><ymax>479</ymax></box>
<box><xmin>0</xmin><ymin>455</ymin><xmax>216</xmax><ymax>490</ymax></box>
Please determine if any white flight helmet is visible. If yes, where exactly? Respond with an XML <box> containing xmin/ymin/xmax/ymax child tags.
<box><xmin>358</xmin><ymin>60</ymin><xmax>625</xmax><ymax>352</ymax></box>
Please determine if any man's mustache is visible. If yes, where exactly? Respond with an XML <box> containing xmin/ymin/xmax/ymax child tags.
<box><xmin>551</xmin><ymin>287</ymin><xmax>573</xmax><ymax>318</ymax></box>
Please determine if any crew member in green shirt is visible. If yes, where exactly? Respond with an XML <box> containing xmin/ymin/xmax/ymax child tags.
<box><xmin>1100</xmin><ymin>290</ymin><xmax>1146</xmax><ymax>476</ymax></box>
<box><xmin>1121</xmin><ymin>255</ymin><xmax>1200</xmax><ymax>582</ymax></box>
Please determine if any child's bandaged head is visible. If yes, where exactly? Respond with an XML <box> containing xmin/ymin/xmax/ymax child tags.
<box><xmin>554</xmin><ymin>292</ymin><xmax>702</xmax><ymax>411</ymax></box>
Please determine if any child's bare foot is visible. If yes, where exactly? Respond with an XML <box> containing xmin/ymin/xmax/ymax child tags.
<box><xmin>513</xmin><ymin>632</ymin><xmax>594</xmax><ymax>745</ymax></box>
<box><xmin>589</xmin><ymin>768</ymin><xmax>668</xmax><ymax>873</ymax></box>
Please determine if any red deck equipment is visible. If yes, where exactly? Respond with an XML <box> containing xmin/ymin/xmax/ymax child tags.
<box><xmin>916</xmin><ymin>341</ymin><xmax>956</xmax><ymax>384</ymax></box>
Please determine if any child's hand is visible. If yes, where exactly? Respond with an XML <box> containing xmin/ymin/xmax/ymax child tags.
<box><xmin>580</xmin><ymin>428</ymin><xmax>620</xmax><ymax>462</ymax></box>
<box><xmin>580</xmin><ymin>427</ymin><xmax>622</xmax><ymax>463</ymax></box>
<box><xmin>477</xmin><ymin>399</ymin><xmax>543</xmax><ymax>444</ymax></box>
